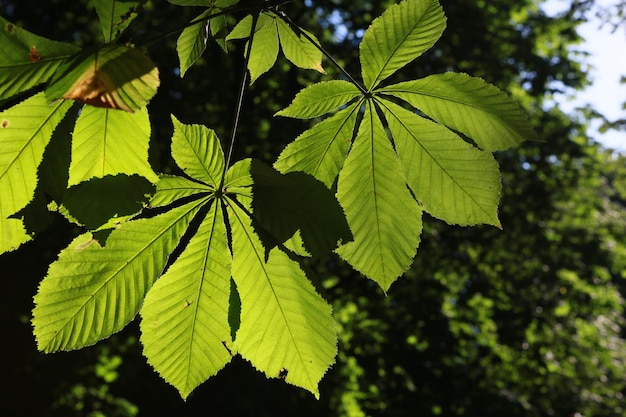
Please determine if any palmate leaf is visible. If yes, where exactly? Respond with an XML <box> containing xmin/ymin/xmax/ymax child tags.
<box><xmin>378</xmin><ymin>72</ymin><xmax>540</xmax><ymax>150</ymax></box>
<box><xmin>0</xmin><ymin>93</ymin><xmax>73</xmax><ymax>253</ymax></box>
<box><xmin>94</xmin><ymin>0</ymin><xmax>140</xmax><ymax>42</ymax></box>
<box><xmin>227</xmin><ymin>12</ymin><xmax>324</xmax><ymax>83</ymax></box>
<box><xmin>274</xmin><ymin>103</ymin><xmax>360</xmax><ymax>188</ymax></box>
<box><xmin>275</xmin><ymin>80</ymin><xmax>361</xmax><ymax>119</ymax></box>
<box><xmin>379</xmin><ymin>99</ymin><xmax>501</xmax><ymax>226</ymax></box>
<box><xmin>148</xmin><ymin>175</ymin><xmax>212</xmax><ymax>209</ymax></box>
<box><xmin>46</xmin><ymin>44</ymin><xmax>159</xmax><ymax>112</ymax></box>
<box><xmin>0</xmin><ymin>16</ymin><xmax>79</xmax><ymax>100</ymax></box>
<box><xmin>32</xmin><ymin>198</ymin><xmax>207</xmax><ymax>352</ymax></box>
<box><xmin>335</xmin><ymin>102</ymin><xmax>423</xmax><ymax>291</ymax></box>
<box><xmin>141</xmin><ymin>200</ymin><xmax>233</xmax><ymax>400</ymax></box>
<box><xmin>360</xmin><ymin>0</ymin><xmax>445</xmax><ymax>90</ymax></box>
<box><xmin>69</xmin><ymin>106</ymin><xmax>157</xmax><ymax>186</ymax></box>
<box><xmin>227</xmin><ymin>196</ymin><xmax>337</xmax><ymax>398</ymax></box>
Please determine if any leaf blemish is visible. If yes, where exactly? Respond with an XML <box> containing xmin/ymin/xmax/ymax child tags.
<box><xmin>184</xmin><ymin>299</ymin><xmax>192</xmax><ymax>307</ymax></box>
<box><xmin>1</xmin><ymin>119</ymin><xmax>9</xmax><ymax>128</ymax></box>
<box><xmin>29</xmin><ymin>46</ymin><xmax>41</xmax><ymax>62</ymax></box>
<box><xmin>6</xmin><ymin>23</ymin><xmax>15</xmax><ymax>34</ymax></box>
<box><xmin>278</xmin><ymin>368</ymin><xmax>288</xmax><ymax>379</ymax></box>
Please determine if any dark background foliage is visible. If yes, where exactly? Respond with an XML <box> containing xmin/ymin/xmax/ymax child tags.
<box><xmin>1</xmin><ymin>0</ymin><xmax>625</xmax><ymax>416</ymax></box>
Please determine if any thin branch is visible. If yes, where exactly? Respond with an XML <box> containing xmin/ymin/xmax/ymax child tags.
<box><xmin>220</xmin><ymin>12</ymin><xmax>259</xmax><ymax>190</ymax></box>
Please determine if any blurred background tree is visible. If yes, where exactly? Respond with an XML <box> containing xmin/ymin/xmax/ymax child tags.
<box><xmin>1</xmin><ymin>0</ymin><xmax>625</xmax><ymax>416</ymax></box>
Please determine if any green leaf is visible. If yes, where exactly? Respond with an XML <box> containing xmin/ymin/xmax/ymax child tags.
<box><xmin>275</xmin><ymin>80</ymin><xmax>361</xmax><ymax>119</ymax></box>
<box><xmin>0</xmin><ymin>217</ymin><xmax>30</xmax><ymax>254</ymax></box>
<box><xmin>46</xmin><ymin>44</ymin><xmax>159</xmax><ymax>113</ymax></box>
<box><xmin>227</xmin><ymin>14</ymin><xmax>279</xmax><ymax>83</ymax></box>
<box><xmin>250</xmin><ymin>161</ymin><xmax>352</xmax><ymax>257</ymax></box>
<box><xmin>0</xmin><ymin>15</ymin><xmax>79</xmax><ymax>100</ymax></box>
<box><xmin>379</xmin><ymin>99</ymin><xmax>502</xmax><ymax>226</ymax></box>
<box><xmin>94</xmin><ymin>0</ymin><xmax>140</xmax><ymax>42</ymax></box>
<box><xmin>227</xmin><ymin>197</ymin><xmax>337</xmax><ymax>398</ymax></box>
<box><xmin>69</xmin><ymin>106</ymin><xmax>157</xmax><ymax>186</ymax></box>
<box><xmin>275</xmin><ymin>18</ymin><xmax>324</xmax><ymax>73</ymax></box>
<box><xmin>274</xmin><ymin>103</ymin><xmax>360</xmax><ymax>188</ymax></box>
<box><xmin>171</xmin><ymin>116</ymin><xmax>225</xmax><ymax>188</ymax></box>
<box><xmin>0</xmin><ymin>92</ymin><xmax>73</xmax><ymax>220</ymax></box>
<box><xmin>168</xmin><ymin>0</ymin><xmax>237</xmax><ymax>5</ymax></box>
<box><xmin>141</xmin><ymin>200</ymin><xmax>233</xmax><ymax>399</ymax></box>
<box><xmin>335</xmin><ymin>102</ymin><xmax>422</xmax><ymax>290</ymax></box>
<box><xmin>148</xmin><ymin>175</ymin><xmax>212</xmax><ymax>209</ymax></box>
<box><xmin>177</xmin><ymin>10</ymin><xmax>211</xmax><ymax>77</ymax></box>
<box><xmin>360</xmin><ymin>0</ymin><xmax>445</xmax><ymax>90</ymax></box>
<box><xmin>32</xmin><ymin>198</ymin><xmax>207</xmax><ymax>352</ymax></box>
<box><xmin>379</xmin><ymin>72</ymin><xmax>539</xmax><ymax>150</ymax></box>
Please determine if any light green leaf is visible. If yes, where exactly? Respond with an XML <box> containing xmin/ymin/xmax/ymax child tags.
<box><xmin>274</xmin><ymin>103</ymin><xmax>360</xmax><ymax>188</ymax></box>
<box><xmin>177</xmin><ymin>10</ymin><xmax>211</xmax><ymax>77</ymax></box>
<box><xmin>0</xmin><ymin>217</ymin><xmax>30</xmax><ymax>254</ymax></box>
<box><xmin>0</xmin><ymin>92</ymin><xmax>73</xmax><ymax>218</ymax></box>
<box><xmin>46</xmin><ymin>44</ymin><xmax>159</xmax><ymax>113</ymax></box>
<box><xmin>69</xmin><ymin>106</ymin><xmax>157</xmax><ymax>186</ymax></box>
<box><xmin>141</xmin><ymin>201</ymin><xmax>233</xmax><ymax>399</ymax></box>
<box><xmin>379</xmin><ymin>72</ymin><xmax>539</xmax><ymax>150</ymax></box>
<box><xmin>171</xmin><ymin>116</ymin><xmax>225</xmax><ymax>188</ymax></box>
<box><xmin>94</xmin><ymin>0</ymin><xmax>140</xmax><ymax>42</ymax></box>
<box><xmin>32</xmin><ymin>198</ymin><xmax>207</xmax><ymax>352</ymax></box>
<box><xmin>149</xmin><ymin>175</ymin><xmax>212</xmax><ymax>209</ymax></box>
<box><xmin>360</xmin><ymin>0</ymin><xmax>445</xmax><ymax>90</ymax></box>
<box><xmin>275</xmin><ymin>80</ymin><xmax>361</xmax><ymax>119</ymax></box>
<box><xmin>276</xmin><ymin>19</ymin><xmax>324</xmax><ymax>73</ymax></box>
<box><xmin>224</xmin><ymin>158</ymin><xmax>253</xmax><ymax>195</ymax></box>
<box><xmin>0</xmin><ymin>15</ymin><xmax>79</xmax><ymax>100</ymax></box>
<box><xmin>227</xmin><ymin>14</ymin><xmax>279</xmax><ymax>83</ymax></box>
<box><xmin>380</xmin><ymin>99</ymin><xmax>502</xmax><ymax>226</ymax></box>
<box><xmin>227</xmin><ymin>197</ymin><xmax>337</xmax><ymax>398</ymax></box>
<box><xmin>335</xmin><ymin>102</ymin><xmax>422</xmax><ymax>290</ymax></box>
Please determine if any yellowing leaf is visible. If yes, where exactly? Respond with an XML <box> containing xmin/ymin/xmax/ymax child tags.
<box><xmin>46</xmin><ymin>44</ymin><xmax>159</xmax><ymax>112</ymax></box>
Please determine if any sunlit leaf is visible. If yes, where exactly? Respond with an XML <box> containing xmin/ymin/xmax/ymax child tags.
<box><xmin>379</xmin><ymin>72</ymin><xmax>540</xmax><ymax>150</ymax></box>
<box><xmin>335</xmin><ymin>102</ymin><xmax>422</xmax><ymax>290</ymax></box>
<box><xmin>141</xmin><ymin>200</ymin><xmax>233</xmax><ymax>399</ymax></box>
<box><xmin>276</xmin><ymin>18</ymin><xmax>324</xmax><ymax>73</ymax></box>
<box><xmin>46</xmin><ymin>44</ymin><xmax>159</xmax><ymax>112</ymax></box>
<box><xmin>32</xmin><ymin>198</ymin><xmax>207</xmax><ymax>352</ymax></box>
<box><xmin>0</xmin><ymin>92</ymin><xmax>73</xmax><ymax>223</ymax></box>
<box><xmin>227</xmin><ymin>196</ymin><xmax>337</xmax><ymax>398</ymax></box>
<box><xmin>171</xmin><ymin>116</ymin><xmax>225</xmax><ymax>188</ymax></box>
<box><xmin>0</xmin><ymin>15</ymin><xmax>79</xmax><ymax>100</ymax></box>
<box><xmin>69</xmin><ymin>106</ymin><xmax>157</xmax><ymax>186</ymax></box>
<box><xmin>379</xmin><ymin>99</ymin><xmax>501</xmax><ymax>226</ymax></box>
<box><xmin>274</xmin><ymin>103</ymin><xmax>360</xmax><ymax>188</ymax></box>
<box><xmin>275</xmin><ymin>80</ymin><xmax>361</xmax><ymax>119</ymax></box>
<box><xmin>360</xmin><ymin>0</ymin><xmax>445</xmax><ymax>89</ymax></box>
<box><xmin>177</xmin><ymin>10</ymin><xmax>211</xmax><ymax>77</ymax></box>
<box><xmin>148</xmin><ymin>175</ymin><xmax>212</xmax><ymax>209</ymax></box>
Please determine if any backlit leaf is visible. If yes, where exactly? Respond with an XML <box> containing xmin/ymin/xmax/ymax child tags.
<box><xmin>274</xmin><ymin>103</ymin><xmax>360</xmax><ymax>188</ymax></box>
<box><xmin>141</xmin><ymin>200</ymin><xmax>233</xmax><ymax>399</ymax></box>
<box><xmin>32</xmin><ymin>198</ymin><xmax>207</xmax><ymax>352</ymax></box>
<box><xmin>380</xmin><ymin>99</ymin><xmax>501</xmax><ymax>226</ymax></box>
<box><xmin>69</xmin><ymin>106</ymin><xmax>157</xmax><ymax>186</ymax></box>
<box><xmin>0</xmin><ymin>16</ymin><xmax>79</xmax><ymax>100</ymax></box>
<box><xmin>335</xmin><ymin>102</ymin><xmax>422</xmax><ymax>290</ymax></box>
<box><xmin>360</xmin><ymin>0</ymin><xmax>445</xmax><ymax>89</ymax></box>
<box><xmin>148</xmin><ymin>175</ymin><xmax>212</xmax><ymax>209</ymax></box>
<box><xmin>177</xmin><ymin>10</ymin><xmax>211</xmax><ymax>77</ymax></box>
<box><xmin>275</xmin><ymin>80</ymin><xmax>361</xmax><ymax>119</ymax></box>
<box><xmin>46</xmin><ymin>44</ymin><xmax>159</xmax><ymax>112</ymax></box>
<box><xmin>276</xmin><ymin>18</ymin><xmax>324</xmax><ymax>73</ymax></box>
<box><xmin>379</xmin><ymin>72</ymin><xmax>539</xmax><ymax>150</ymax></box>
<box><xmin>227</xmin><ymin>197</ymin><xmax>337</xmax><ymax>398</ymax></box>
<box><xmin>171</xmin><ymin>116</ymin><xmax>225</xmax><ymax>188</ymax></box>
